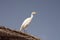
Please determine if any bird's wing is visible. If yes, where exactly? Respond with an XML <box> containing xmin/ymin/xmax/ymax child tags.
<box><xmin>20</xmin><ymin>17</ymin><xmax>32</xmax><ymax>31</ymax></box>
<box><xmin>21</xmin><ymin>17</ymin><xmax>32</xmax><ymax>26</ymax></box>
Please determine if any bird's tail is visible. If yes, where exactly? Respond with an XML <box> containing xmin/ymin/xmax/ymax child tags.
<box><xmin>19</xmin><ymin>26</ymin><xmax>22</xmax><ymax>31</ymax></box>
<box><xmin>19</xmin><ymin>26</ymin><xmax>24</xmax><ymax>31</ymax></box>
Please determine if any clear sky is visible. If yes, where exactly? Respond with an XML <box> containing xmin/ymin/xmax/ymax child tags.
<box><xmin>0</xmin><ymin>0</ymin><xmax>60</xmax><ymax>40</ymax></box>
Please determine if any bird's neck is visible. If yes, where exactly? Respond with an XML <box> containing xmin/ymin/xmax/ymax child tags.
<box><xmin>31</xmin><ymin>14</ymin><xmax>33</xmax><ymax>18</ymax></box>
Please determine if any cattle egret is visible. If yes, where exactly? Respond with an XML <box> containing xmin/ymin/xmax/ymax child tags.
<box><xmin>20</xmin><ymin>11</ymin><xmax>37</xmax><ymax>32</ymax></box>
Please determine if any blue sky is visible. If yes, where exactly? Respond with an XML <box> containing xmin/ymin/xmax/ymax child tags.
<box><xmin>0</xmin><ymin>0</ymin><xmax>60</xmax><ymax>40</ymax></box>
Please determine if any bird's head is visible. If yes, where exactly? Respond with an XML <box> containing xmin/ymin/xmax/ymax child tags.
<box><xmin>31</xmin><ymin>11</ymin><xmax>37</xmax><ymax>15</ymax></box>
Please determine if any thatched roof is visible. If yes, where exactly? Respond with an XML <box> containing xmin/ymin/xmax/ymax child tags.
<box><xmin>0</xmin><ymin>26</ymin><xmax>40</xmax><ymax>40</ymax></box>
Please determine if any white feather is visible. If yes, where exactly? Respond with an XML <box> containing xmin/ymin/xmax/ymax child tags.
<box><xmin>20</xmin><ymin>11</ymin><xmax>36</xmax><ymax>31</ymax></box>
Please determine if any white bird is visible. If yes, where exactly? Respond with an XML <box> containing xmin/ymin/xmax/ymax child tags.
<box><xmin>20</xmin><ymin>11</ymin><xmax>37</xmax><ymax>32</ymax></box>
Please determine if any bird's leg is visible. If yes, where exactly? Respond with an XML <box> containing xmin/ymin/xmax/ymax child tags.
<box><xmin>24</xmin><ymin>29</ymin><xmax>28</xmax><ymax>33</ymax></box>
